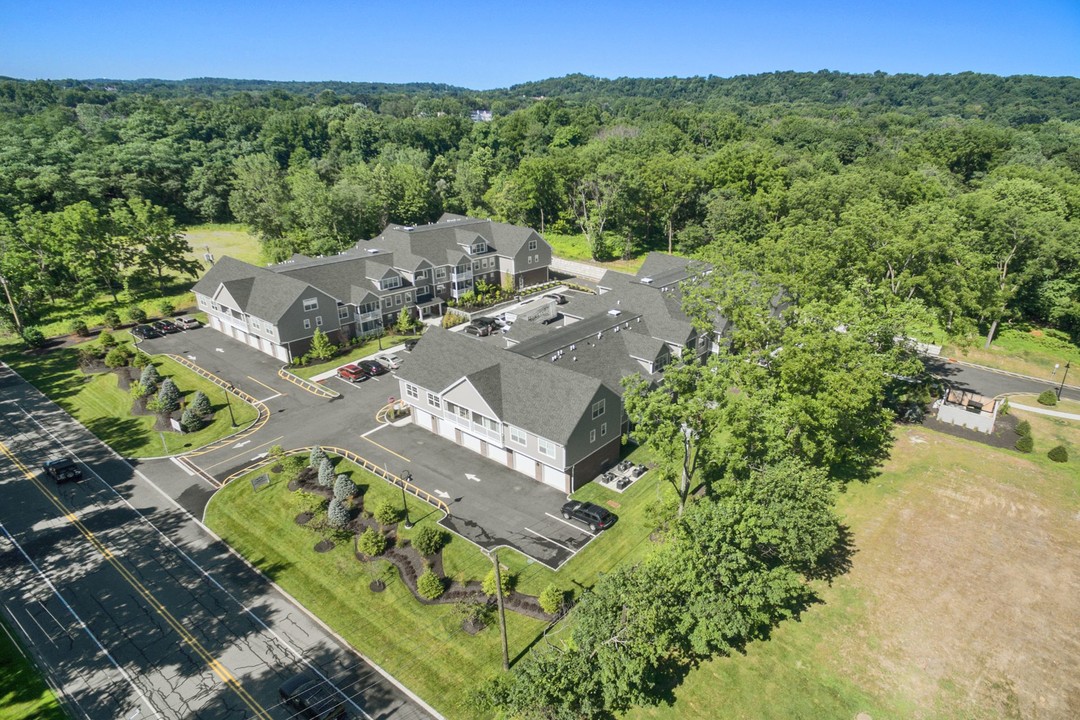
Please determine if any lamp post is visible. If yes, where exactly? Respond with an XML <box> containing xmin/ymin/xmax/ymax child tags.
<box><xmin>400</xmin><ymin>470</ymin><xmax>414</xmax><ymax>529</ymax></box>
<box><xmin>1056</xmin><ymin>361</ymin><xmax>1071</xmax><ymax>401</ymax></box>
<box><xmin>224</xmin><ymin>384</ymin><xmax>237</xmax><ymax>427</ymax></box>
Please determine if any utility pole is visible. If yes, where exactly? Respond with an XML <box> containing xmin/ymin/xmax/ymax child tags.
<box><xmin>491</xmin><ymin>549</ymin><xmax>509</xmax><ymax>671</ymax></box>
<box><xmin>1056</xmin><ymin>362</ymin><xmax>1071</xmax><ymax>401</ymax></box>
<box><xmin>0</xmin><ymin>274</ymin><xmax>23</xmax><ymax>334</ymax></box>
<box><xmin>224</xmin><ymin>384</ymin><xmax>237</xmax><ymax>427</ymax></box>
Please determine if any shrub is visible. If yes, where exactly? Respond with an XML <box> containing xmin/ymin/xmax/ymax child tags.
<box><xmin>158</xmin><ymin>300</ymin><xmax>175</xmax><ymax>317</ymax></box>
<box><xmin>308</xmin><ymin>446</ymin><xmax>327</xmax><ymax>469</ymax></box>
<box><xmin>156</xmin><ymin>378</ymin><xmax>181</xmax><ymax>414</ymax></box>
<box><xmin>104</xmin><ymin>347</ymin><xmax>131</xmax><ymax>368</ymax></box>
<box><xmin>317</xmin><ymin>457</ymin><xmax>334</xmax><ymax>487</ymax></box>
<box><xmin>70</xmin><ymin>318</ymin><xmax>89</xmax><ymax>337</ymax></box>
<box><xmin>127</xmin><ymin>305</ymin><xmax>147</xmax><ymax>324</ymax></box>
<box><xmin>538</xmin><ymin>584</ymin><xmax>565</xmax><ymax>615</ymax></box>
<box><xmin>309</xmin><ymin>328</ymin><xmax>337</xmax><ymax>361</ymax></box>
<box><xmin>140</xmin><ymin>363</ymin><xmax>161</xmax><ymax>391</ymax></box>
<box><xmin>1015</xmin><ymin>434</ymin><xmax>1034</xmax><ymax>453</ymax></box>
<box><xmin>103</xmin><ymin>309</ymin><xmax>122</xmax><ymax>329</ymax></box>
<box><xmin>281</xmin><ymin>455</ymin><xmax>307</xmax><ymax>480</ymax></box>
<box><xmin>1037</xmin><ymin>389</ymin><xmax>1058</xmax><ymax>406</ymax></box>
<box><xmin>357</xmin><ymin>527</ymin><xmax>388</xmax><ymax>556</ymax></box>
<box><xmin>98</xmin><ymin>330</ymin><xmax>118</xmax><ymax>348</ymax></box>
<box><xmin>180</xmin><ymin>407</ymin><xmax>202</xmax><ymax>433</ymax></box>
<box><xmin>327</xmin><ymin>498</ymin><xmax>350</xmax><ymax>528</ymax></box>
<box><xmin>411</xmin><ymin>525</ymin><xmax>447</xmax><ymax>556</ymax></box>
<box><xmin>20</xmin><ymin>326</ymin><xmax>45</xmax><ymax>349</ymax></box>
<box><xmin>373</xmin><ymin>499</ymin><xmax>402</xmax><ymax>525</ymax></box>
<box><xmin>999</xmin><ymin>397</ymin><xmax>1010</xmax><ymax>416</ymax></box>
<box><xmin>1047</xmin><ymin>445</ymin><xmax>1068</xmax><ymax>463</ymax></box>
<box><xmin>189</xmin><ymin>390</ymin><xmax>212</xmax><ymax>417</ymax></box>
<box><xmin>76</xmin><ymin>345</ymin><xmax>101</xmax><ymax>368</ymax></box>
<box><xmin>416</xmin><ymin>569</ymin><xmax>445</xmax><ymax>600</ymax></box>
<box><xmin>482</xmin><ymin>567</ymin><xmax>513</xmax><ymax>598</ymax></box>
<box><xmin>1015</xmin><ymin>419</ymin><xmax>1031</xmax><ymax>436</ymax></box>
<box><xmin>131</xmin><ymin>351</ymin><xmax>152</xmax><ymax>369</ymax></box>
<box><xmin>333</xmin><ymin>474</ymin><xmax>357</xmax><ymax>502</ymax></box>
<box><xmin>441</xmin><ymin>311</ymin><xmax>467</xmax><ymax>329</ymax></box>
<box><xmin>145</xmin><ymin>396</ymin><xmax>165</xmax><ymax>414</ymax></box>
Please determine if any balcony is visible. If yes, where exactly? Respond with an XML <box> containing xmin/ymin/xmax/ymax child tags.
<box><xmin>451</xmin><ymin>268</ymin><xmax>473</xmax><ymax>282</ymax></box>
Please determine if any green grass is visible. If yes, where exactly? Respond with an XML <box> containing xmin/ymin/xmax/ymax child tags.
<box><xmin>942</xmin><ymin>325</ymin><xmax>1080</xmax><ymax>381</ymax></box>
<box><xmin>205</xmin><ymin>446</ymin><xmax>671</xmax><ymax>718</ymax></box>
<box><xmin>0</xmin><ymin>337</ymin><xmax>258</xmax><ymax>457</ymax></box>
<box><xmin>289</xmin><ymin>334</ymin><xmax>421</xmax><ymax>379</ymax></box>
<box><xmin>544</xmin><ymin>232</ymin><xmax>648</xmax><ymax>274</ymax></box>
<box><xmin>183</xmin><ymin>223</ymin><xmax>265</xmax><ymax>267</ymax></box>
<box><xmin>0</xmin><ymin>619</ymin><xmax>66</xmax><ymax>720</ymax></box>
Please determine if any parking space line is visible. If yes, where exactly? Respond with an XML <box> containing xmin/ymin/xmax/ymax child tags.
<box><xmin>523</xmin><ymin>527</ymin><xmax>577</xmax><ymax>554</ymax></box>
<box><xmin>245</xmin><ymin>375</ymin><xmax>281</xmax><ymax>395</ymax></box>
<box><xmin>255</xmin><ymin>393</ymin><xmax>282</xmax><ymax>403</ymax></box>
<box><xmin>360</xmin><ymin>436</ymin><xmax>410</xmax><ymax>463</ymax></box>
<box><xmin>544</xmin><ymin>512</ymin><xmax>596</xmax><ymax>537</ymax></box>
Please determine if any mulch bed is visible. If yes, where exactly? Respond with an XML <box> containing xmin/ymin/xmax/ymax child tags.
<box><xmin>314</xmin><ymin>539</ymin><xmax>335</xmax><ymax>553</ymax></box>
<box><xmin>921</xmin><ymin>410</ymin><xmax>1021</xmax><ymax>450</ymax></box>
<box><xmin>295</xmin><ymin>512</ymin><xmax>313</xmax><ymax>526</ymax></box>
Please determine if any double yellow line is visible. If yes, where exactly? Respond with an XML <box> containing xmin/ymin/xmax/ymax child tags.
<box><xmin>0</xmin><ymin>441</ymin><xmax>272</xmax><ymax>719</ymax></box>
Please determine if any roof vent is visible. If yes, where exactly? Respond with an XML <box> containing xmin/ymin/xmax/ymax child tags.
<box><xmin>607</xmin><ymin>309</ymin><xmax>621</xmax><ymax>316</ymax></box>
<box><xmin>570</xmin><ymin>344</ymin><xmax>576</xmax><ymax>351</ymax></box>
<box><xmin>366</xmin><ymin>248</ymin><xmax>381</xmax><ymax>254</ymax></box>
<box><xmin>572</xmin><ymin>356</ymin><xmax>577</xmax><ymax>361</ymax></box>
<box><xmin>641</xmin><ymin>277</ymin><xmax>653</xmax><ymax>284</ymax></box>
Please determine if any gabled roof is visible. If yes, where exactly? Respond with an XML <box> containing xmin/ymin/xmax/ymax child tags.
<box><xmin>397</xmin><ymin>328</ymin><xmax>606</xmax><ymax>446</ymax></box>
<box><xmin>635</xmin><ymin>252</ymin><xmax>698</xmax><ymax>287</ymax></box>
<box><xmin>192</xmin><ymin>256</ymin><xmax>314</xmax><ymax>323</ymax></box>
<box><xmin>361</xmin><ymin>215</ymin><xmax>544</xmax><ymax>265</ymax></box>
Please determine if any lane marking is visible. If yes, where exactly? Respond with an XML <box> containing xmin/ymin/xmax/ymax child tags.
<box><xmin>360</xmin><ymin>436</ymin><xmax>411</xmax><ymax>463</ymax></box>
<box><xmin>169</xmin><ymin>456</ymin><xmax>195</xmax><ymax>476</ymax></box>
<box><xmin>0</xmin><ymin>443</ymin><xmax>271</xmax><ymax>719</ymax></box>
<box><xmin>544</xmin><ymin>512</ymin><xmax>597</xmax><ymax>537</ymax></box>
<box><xmin>203</xmin><ymin>435</ymin><xmax>286</xmax><ymax>470</ymax></box>
<box><xmin>256</xmin><ymin>393</ymin><xmax>283</xmax><ymax>403</ymax></box>
<box><xmin>360</xmin><ymin>424</ymin><xmax>386</xmax><ymax>438</ymax></box>
<box><xmin>245</xmin><ymin>375</ymin><xmax>281</xmax><ymax>395</ymax></box>
<box><xmin>522</xmin><ymin>527</ymin><xmax>577</xmax><ymax>554</ymax></box>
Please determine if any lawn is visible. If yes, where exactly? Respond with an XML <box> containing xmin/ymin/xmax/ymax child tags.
<box><xmin>626</xmin><ymin>424</ymin><xmax>1080</xmax><ymax>720</ymax></box>
<box><xmin>942</xmin><ymin>325</ymin><xmax>1080</xmax><ymax>381</ymax></box>
<box><xmin>289</xmin><ymin>334</ymin><xmax>421</xmax><ymax>379</ymax></box>
<box><xmin>1008</xmin><ymin>393</ymin><xmax>1080</xmax><ymax>417</ymax></box>
<box><xmin>205</xmin><ymin>445</ymin><xmax>671</xmax><ymax>719</ymax></box>
<box><xmin>544</xmin><ymin>232</ymin><xmax>648</xmax><ymax>274</ymax></box>
<box><xmin>183</xmin><ymin>223</ymin><xmax>264</xmax><ymax>267</ymax></box>
<box><xmin>1</xmin><ymin>337</ymin><xmax>258</xmax><ymax>457</ymax></box>
<box><xmin>0</xmin><ymin>619</ymin><xmax>66</xmax><ymax>720</ymax></box>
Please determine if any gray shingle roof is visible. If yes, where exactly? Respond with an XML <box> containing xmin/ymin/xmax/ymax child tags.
<box><xmin>362</xmin><ymin>215</ymin><xmax>542</xmax><ymax>263</ymax></box>
<box><xmin>397</xmin><ymin>328</ymin><xmax>605</xmax><ymax>446</ymax></box>
<box><xmin>192</xmin><ymin>256</ymin><xmax>314</xmax><ymax>323</ymax></box>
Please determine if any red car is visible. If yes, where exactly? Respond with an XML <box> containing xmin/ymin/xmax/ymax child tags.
<box><xmin>336</xmin><ymin>365</ymin><xmax>368</xmax><ymax>383</ymax></box>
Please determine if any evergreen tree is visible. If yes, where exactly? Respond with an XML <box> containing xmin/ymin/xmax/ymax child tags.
<box><xmin>309</xmin><ymin>446</ymin><xmax>327</xmax><ymax>469</ymax></box>
<box><xmin>309</xmin><ymin>328</ymin><xmax>336</xmax><ymax>360</ymax></box>
<box><xmin>327</xmin><ymin>498</ymin><xmax>349</xmax><ymax>528</ymax></box>
<box><xmin>140</xmin><ymin>363</ymin><xmax>161</xmax><ymax>392</ymax></box>
<box><xmin>318</xmin><ymin>457</ymin><xmax>334</xmax><ymax>487</ymax></box>
<box><xmin>156</xmin><ymin>378</ymin><xmax>181</xmax><ymax>414</ymax></box>
<box><xmin>333</xmin><ymin>474</ymin><xmax>357</xmax><ymax>501</ymax></box>
<box><xmin>180</xmin><ymin>407</ymin><xmax>202</xmax><ymax>433</ymax></box>
<box><xmin>190</xmin><ymin>390</ymin><xmax>212</xmax><ymax>417</ymax></box>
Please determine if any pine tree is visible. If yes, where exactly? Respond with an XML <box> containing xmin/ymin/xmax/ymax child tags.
<box><xmin>310</xmin><ymin>328</ymin><xmax>336</xmax><ymax>361</ymax></box>
<box><xmin>190</xmin><ymin>390</ymin><xmax>212</xmax><ymax>417</ymax></box>
<box><xmin>333</xmin><ymin>474</ymin><xmax>357</xmax><ymax>501</ymax></box>
<box><xmin>140</xmin><ymin>363</ymin><xmax>161</xmax><ymax>392</ymax></box>
<box><xmin>157</xmin><ymin>378</ymin><xmax>181</xmax><ymax>414</ymax></box>
<box><xmin>180</xmin><ymin>407</ymin><xmax>202</xmax><ymax>433</ymax></box>
<box><xmin>309</xmin><ymin>446</ymin><xmax>327</xmax><ymax>469</ymax></box>
<box><xmin>327</xmin><ymin>498</ymin><xmax>349</xmax><ymax>529</ymax></box>
<box><xmin>318</xmin><ymin>457</ymin><xmax>334</xmax><ymax>487</ymax></box>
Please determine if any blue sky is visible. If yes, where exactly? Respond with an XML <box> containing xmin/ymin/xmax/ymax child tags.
<box><xmin>2</xmin><ymin>0</ymin><xmax>1077</xmax><ymax>87</ymax></box>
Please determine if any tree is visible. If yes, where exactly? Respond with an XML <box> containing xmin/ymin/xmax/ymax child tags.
<box><xmin>395</xmin><ymin>307</ymin><xmax>414</xmax><ymax>334</ymax></box>
<box><xmin>411</xmin><ymin>525</ymin><xmax>446</xmax><ymax>556</ymax></box>
<box><xmin>104</xmin><ymin>346</ymin><xmax>129</xmax><ymax>368</ymax></box>
<box><xmin>357</xmin><ymin>527</ymin><xmax>388</xmax><ymax>556</ymax></box>
<box><xmin>327</xmin><ymin>498</ymin><xmax>349</xmax><ymax>528</ymax></box>
<box><xmin>332</xmin><ymin>474</ymin><xmax>357</xmax><ymax>502</ymax></box>
<box><xmin>110</xmin><ymin>198</ymin><xmax>200</xmax><ymax>287</ymax></box>
<box><xmin>309</xmin><ymin>328</ymin><xmax>336</xmax><ymax>361</ymax></box>
<box><xmin>140</xmin><ymin>363</ymin><xmax>161</xmax><ymax>392</ymax></box>
<box><xmin>103</xmin><ymin>310</ymin><xmax>122</xmax><ymax>329</ymax></box>
<box><xmin>156</xmin><ymin>378</ymin><xmax>180</xmax><ymax>414</ymax></box>
<box><xmin>128</xmin><ymin>305</ymin><xmax>147</xmax><ymax>324</ymax></box>
<box><xmin>317</xmin><ymin>457</ymin><xmax>334</xmax><ymax>487</ymax></box>
<box><xmin>482</xmin><ymin>567</ymin><xmax>513</xmax><ymax>598</ymax></box>
<box><xmin>180</xmin><ymin>407</ymin><xmax>202</xmax><ymax>433</ymax></box>
<box><xmin>538</xmin><ymin>584</ymin><xmax>565</xmax><ymax>615</ymax></box>
<box><xmin>416</xmin><ymin>569</ymin><xmax>445</xmax><ymax>600</ymax></box>
<box><xmin>308</xmin><ymin>446</ymin><xmax>328</xmax><ymax>469</ymax></box>
<box><xmin>189</xmin><ymin>390</ymin><xmax>212</xmax><ymax>417</ymax></box>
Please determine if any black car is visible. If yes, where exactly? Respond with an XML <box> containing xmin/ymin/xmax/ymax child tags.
<box><xmin>544</xmin><ymin>293</ymin><xmax>568</xmax><ymax>305</ymax></box>
<box><xmin>463</xmin><ymin>323</ymin><xmax>491</xmax><ymax>337</ymax></box>
<box><xmin>42</xmin><ymin>457</ymin><xmax>83</xmax><ymax>484</ymax></box>
<box><xmin>279</xmin><ymin>673</ymin><xmax>348</xmax><ymax>720</ymax></box>
<box><xmin>131</xmin><ymin>324</ymin><xmax>163</xmax><ymax>340</ymax></box>
<box><xmin>356</xmin><ymin>359</ymin><xmax>387</xmax><ymax>377</ymax></box>
<box><xmin>561</xmin><ymin>500</ymin><xmax>615</xmax><ymax>532</ymax></box>
<box><xmin>473</xmin><ymin>316</ymin><xmax>500</xmax><ymax>329</ymax></box>
<box><xmin>152</xmin><ymin>319</ymin><xmax>180</xmax><ymax>334</ymax></box>
<box><xmin>403</xmin><ymin>339</ymin><xmax>419</xmax><ymax>352</ymax></box>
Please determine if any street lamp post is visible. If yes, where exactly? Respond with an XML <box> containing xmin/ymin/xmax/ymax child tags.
<box><xmin>224</xmin><ymin>384</ymin><xmax>237</xmax><ymax>427</ymax></box>
<box><xmin>1056</xmin><ymin>362</ymin><xmax>1071</xmax><ymax>401</ymax></box>
<box><xmin>400</xmin><ymin>470</ymin><xmax>414</xmax><ymax>529</ymax></box>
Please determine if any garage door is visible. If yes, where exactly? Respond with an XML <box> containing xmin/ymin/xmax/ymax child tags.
<box><xmin>274</xmin><ymin>343</ymin><xmax>288</xmax><ymax>362</ymax></box>
<box><xmin>413</xmin><ymin>408</ymin><xmax>430</xmax><ymax>429</ymax></box>
<box><xmin>513</xmin><ymin>451</ymin><xmax>535</xmax><ymax>476</ymax></box>
<box><xmin>487</xmin><ymin>443</ymin><xmax>509</xmax><ymax>466</ymax></box>
<box><xmin>438</xmin><ymin>419</ymin><xmax>457</xmax><ymax>442</ymax></box>
<box><xmin>542</xmin><ymin>464</ymin><xmax>566</xmax><ymax>491</ymax></box>
<box><xmin>462</xmin><ymin>433</ymin><xmax>482</xmax><ymax>453</ymax></box>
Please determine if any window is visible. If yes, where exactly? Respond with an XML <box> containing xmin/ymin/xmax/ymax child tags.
<box><xmin>528</xmin><ymin>255</ymin><xmax>533</xmax><ymax>265</ymax></box>
<box><xmin>537</xmin><ymin>438</ymin><xmax>556</xmax><ymax>458</ymax></box>
<box><xmin>590</xmin><ymin>429</ymin><xmax>596</xmax><ymax>443</ymax></box>
<box><xmin>303</xmin><ymin>318</ymin><xmax>311</xmax><ymax>330</ymax></box>
<box><xmin>528</xmin><ymin>238</ymin><xmax>537</xmax><ymax>251</ymax></box>
<box><xmin>592</xmin><ymin>399</ymin><xmax>606</xmax><ymax>419</ymax></box>
<box><xmin>338</xmin><ymin>306</ymin><xmax>349</xmax><ymax>319</ymax></box>
<box><xmin>383</xmin><ymin>298</ymin><xmax>392</xmax><ymax>309</ymax></box>
<box><xmin>315</xmin><ymin>316</ymin><xmax>323</xmax><ymax>327</ymax></box>
<box><xmin>198</xmin><ymin>297</ymin><xmax>208</xmax><ymax>308</ymax></box>
<box><xmin>210</xmin><ymin>302</ymin><xmax>219</xmax><ymax>311</ymax></box>
<box><xmin>405</xmin><ymin>384</ymin><xmax>418</xmax><ymax>399</ymax></box>
<box><xmin>533</xmin><ymin>254</ymin><xmax>539</xmax><ymax>263</ymax></box>
<box><xmin>436</xmin><ymin>267</ymin><xmax>447</xmax><ymax>279</ymax></box>
<box><xmin>509</xmin><ymin>425</ymin><xmax>527</xmax><ymax>446</ymax></box>
<box><xmin>395</xmin><ymin>295</ymin><xmax>403</xmax><ymax>306</ymax></box>
<box><xmin>303</xmin><ymin>297</ymin><xmax>319</xmax><ymax>312</ymax></box>
<box><xmin>601</xmin><ymin>422</ymin><xmax>608</xmax><ymax>437</ymax></box>
<box><xmin>427</xmin><ymin>393</ymin><xmax>440</xmax><ymax>409</ymax></box>
<box><xmin>251</xmin><ymin>319</ymin><xmax>260</xmax><ymax>331</ymax></box>
<box><xmin>405</xmin><ymin>292</ymin><xmax>412</xmax><ymax>303</ymax></box>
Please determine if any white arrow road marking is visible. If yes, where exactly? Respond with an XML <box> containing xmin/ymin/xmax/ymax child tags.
<box><xmin>233</xmin><ymin>440</ymin><xmax>251</xmax><ymax>449</ymax></box>
<box><xmin>186</xmin><ymin>354</ymin><xmax>197</xmax><ymax>360</ymax></box>
<box><xmin>465</xmin><ymin>473</ymin><xmax>481</xmax><ymax>482</ymax></box>
<box><xmin>215</xmin><ymin>348</ymin><xmax>225</xmax><ymax>353</ymax></box>
<box><xmin>434</xmin><ymin>489</ymin><xmax>451</xmax><ymax>499</ymax></box>
<box><xmin>250</xmin><ymin>452</ymin><xmax>268</xmax><ymax>461</ymax></box>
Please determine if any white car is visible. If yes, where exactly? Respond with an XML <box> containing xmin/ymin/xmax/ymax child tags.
<box><xmin>174</xmin><ymin>316</ymin><xmax>201</xmax><ymax>329</ymax></box>
<box><xmin>377</xmin><ymin>354</ymin><xmax>402</xmax><ymax>370</ymax></box>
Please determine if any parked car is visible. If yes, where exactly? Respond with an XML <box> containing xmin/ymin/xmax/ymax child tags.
<box><xmin>152</xmin><ymin>319</ymin><xmax>180</xmax><ymax>334</ymax></box>
<box><xmin>174</xmin><ymin>316</ymin><xmax>201</xmax><ymax>330</ymax></box>
<box><xmin>403</xmin><ymin>339</ymin><xmax>419</xmax><ymax>352</ymax></box>
<box><xmin>130</xmin><ymin>324</ymin><xmax>163</xmax><ymax>340</ymax></box>
<box><xmin>377</xmin><ymin>354</ymin><xmax>401</xmax><ymax>370</ymax></box>
<box><xmin>42</xmin><ymin>457</ymin><xmax>83</xmax><ymax>484</ymax></box>
<box><xmin>279</xmin><ymin>673</ymin><xmax>349</xmax><ymax>720</ymax></box>
<box><xmin>561</xmin><ymin>500</ymin><xmax>615</xmax><ymax>532</ymax></box>
<box><xmin>473</xmin><ymin>316</ymin><xmax>500</xmax><ymax>329</ymax></box>
<box><xmin>544</xmin><ymin>292</ymin><xmax>568</xmax><ymax>305</ymax></box>
<box><xmin>463</xmin><ymin>323</ymin><xmax>491</xmax><ymax>337</ymax></box>
<box><xmin>356</xmin><ymin>359</ymin><xmax>387</xmax><ymax>377</ymax></box>
<box><xmin>336</xmin><ymin>365</ymin><xmax>368</xmax><ymax>383</ymax></box>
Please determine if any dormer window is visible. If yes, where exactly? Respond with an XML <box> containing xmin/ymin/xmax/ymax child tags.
<box><xmin>380</xmin><ymin>276</ymin><xmax>401</xmax><ymax>290</ymax></box>
<box><xmin>469</xmin><ymin>241</ymin><xmax>487</xmax><ymax>255</ymax></box>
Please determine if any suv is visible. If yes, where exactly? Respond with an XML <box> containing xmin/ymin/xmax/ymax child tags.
<box><xmin>336</xmin><ymin>365</ymin><xmax>368</xmax><ymax>383</ymax></box>
<box><xmin>544</xmin><ymin>293</ymin><xmax>568</xmax><ymax>305</ymax></box>
<box><xmin>463</xmin><ymin>323</ymin><xmax>491</xmax><ymax>337</ymax></box>
<box><xmin>561</xmin><ymin>500</ymin><xmax>615</xmax><ymax>532</ymax></box>
<box><xmin>356</xmin><ymin>359</ymin><xmax>387</xmax><ymax>377</ymax></box>
<box><xmin>42</xmin><ymin>458</ymin><xmax>83</xmax><ymax>484</ymax></box>
<box><xmin>174</xmin><ymin>316</ymin><xmax>201</xmax><ymax>330</ymax></box>
<box><xmin>131</xmin><ymin>324</ymin><xmax>163</xmax><ymax>340</ymax></box>
<box><xmin>403</xmin><ymin>339</ymin><xmax>419</xmax><ymax>352</ymax></box>
<box><xmin>473</xmin><ymin>316</ymin><xmax>500</xmax><ymax>330</ymax></box>
<box><xmin>279</xmin><ymin>673</ymin><xmax>348</xmax><ymax>720</ymax></box>
<box><xmin>152</xmin><ymin>319</ymin><xmax>180</xmax><ymax>334</ymax></box>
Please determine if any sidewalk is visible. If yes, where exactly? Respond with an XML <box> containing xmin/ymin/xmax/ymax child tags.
<box><xmin>1009</xmin><ymin>403</ymin><xmax>1080</xmax><ymax>421</ymax></box>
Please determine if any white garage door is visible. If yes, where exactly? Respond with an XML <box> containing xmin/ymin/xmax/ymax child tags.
<box><xmin>513</xmin><ymin>451</ymin><xmax>535</xmax><ymax>476</ymax></box>
<box><xmin>274</xmin><ymin>343</ymin><xmax>288</xmax><ymax>362</ymax></box>
<box><xmin>542</xmin><ymin>464</ymin><xmax>566</xmax><ymax>491</ymax></box>
<box><xmin>462</xmin><ymin>432</ymin><xmax>482</xmax><ymax>453</ymax></box>
<box><xmin>413</xmin><ymin>408</ymin><xmax>430</xmax><ymax>429</ymax></box>
<box><xmin>438</xmin><ymin>419</ymin><xmax>457</xmax><ymax>442</ymax></box>
<box><xmin>487</xmin><ymin>443</ymin><xmax>509</xmax><ymax>466</ymax></box>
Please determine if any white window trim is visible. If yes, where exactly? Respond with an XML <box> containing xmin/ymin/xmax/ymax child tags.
<box><xmin>303</xmin><ymin>297</ymin><xmax>319</xmax><ymax>312</ymax></box>
<box><xmin>406</xmin><ymin>384</ymin><xmax>419</xmax><ymax>399</ymax></box>
<box><xmin>590</xmin><ymin>429</ymin><xmax>596</xmax><ymax>443</ymax></box>
<box><xmin>528</xmin><ymin>238</ymin><xmax>537</xmax><ymax>251</ymax></box>
<box><xmin>427</xmin><ymin>392</ymin><xmax>440</xmax><ymax>409</ymax></box>
<box><xmin>601</xmin><ymin>422</ymin><xmax>608</xmax><ymax>437</ymax></box>
<box><xmin>303</xmin><ymin>318</ymin><xmax>311</xmax><ymax>330</ymax></box>
<box><xmin>315</xmin><ymin>316</ymin><xmax>323</xmax><ymax>327</ymax></box>
<box><xmin>537</xmin><ymin>438</ymin><xmax>556</xmax><ymax>458</ymax></box>
<box><xmin>509</xmin><ymin>425</ymin><xmax>527</xmax><ymax>446</ymax></box>
<box><xmin>592</xmin><ymin>399</ymin><xmax>606</xmax><ymax>419</ymax></box>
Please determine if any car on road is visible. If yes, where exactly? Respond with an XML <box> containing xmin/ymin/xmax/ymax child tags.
<box><xmin>357</xmin><ymin>359</ymin><xmax>387</xmax><ymax>377</ymax></box>
<box><xmin>174</xmin><ymin>316</ymin><xmax>201</xmax><ymax>330</ymax></box>
<box><xmin>42</xmin><ymin>457</ymin><xmax>83</xmax><ymax>484</ymax></box>
<box><xmin>403</xmin><ymin>338</ymin><xmax>419</xmax><ymax>352</ymax></box>
<box><xmin>473</xmin><ymin>316</ymin><xmax>501</xmax><ymax>330</ymax></box>
<box><xmin>376</xmin><ymin>354</ymin><xmax>401</xmax><ymax>370</ymax></box>
<box><xmin>561</xmin><ymin>500</ymin><xmax>615</xmax><ymax>532</ymax></box>
<box><xmin>463</xmin><ymin>323</ymin><xmax>492</xmax><ymax>337</ymax></box>
<box><xmin>544</xmin><ymin>292</ymin><xmax>568</xmax><ymax>305</ymax></box>
<box><xmin>130</xmin><ymin>324</ymin><xmax>163</xmax><ymax>340</ymax></box>
<box><xmin>152</xmin><ymin>319</ymin><xmax>180</xmax><ymax>334</ymax></box>
<box><xmin>279</xmin><ymin>673</ymin><xmax>349</xmax><ymax>720</ymax></box>
<box><xmin>336</xmin><ymin>365</ymin><xmax>368</xmax><ymax>383</ymax></box>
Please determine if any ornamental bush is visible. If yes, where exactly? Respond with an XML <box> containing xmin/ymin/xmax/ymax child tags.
<box><xmin>127</xmin><ymin>305</ymin><xmax>147</xmax><ymax>324</ymax></box>
<box><xmin>308</xmin><ymin>446</ymin><xmax>328</xmax><ymax>469</ymax></box>
<box><xmin>104</xmin><ymin>347</ymin><xmax>131</xmax><ymax>368</ymax></box>
<box><xmin>1015</xmin><ymin>434</ymin><xmax>1034</xmax><ymax>453</ymax></box>
<box><xmin>373</xmin><ymin>499</ymin><xmax>402</xmax><ymax>525</ymax></box>
<box><xmin>416</xmin><ymin>569</ymin><xmax>445</xmax><ymax>600</ymax></box>
<box><xmin>20</xmin><ymin>326</ymin><xmax>45</xmax><ymax>349</ymax></box>
<box><xmin>1047</xmin><ymin>445</ymin><xmax>1068</xmax><ymax>463</ymax></box>
<box><xmin>482</xmin><ymin>567</ymin><xmax>513</xmax><ymax>598</ymax></box>
<box><xmin>156</xmin><ymin>378</ymin><xmax>181</xmax><ymax>414</ymax></box>
<box><xmin>1037</xmin><ymin>389</ymin><xmax>1058</xmax><ymax>406</ymax></box>
<box><xmin>538</xmin><ymin>584</ymin><xmax>565</xmax><ymax>615</ymax></box>
<box><xmin>180</xmin><ymin>407</ymin><xmax>202</xmax><ymax>433</ymax></box>
<box><xmin>327</xmin><ymin>498</ymin><xmax>350</xmax><ymax>528</ymax></box>
<box><xmin>131</xmin><ymin>351</ymin><xmax>152</xmax><ymax>369</ymax></box>
<box><xmin>70</xmin><ymin>318</ymin><xmax>89</xmax><ymax>337</ymax></box>
<box><xmin>411</xmin><ymin>525</ymin><xmax>447</xmax><ymax>556</ymax></box>
<box><xmin>1015</xmin><ymin>419</ymin><xmax>1031</xmax><ymax>436</ymax></box>
<box><xmin>98</xmin><ymin>329</ymin><xmax>118</xmax><ymax>348</ymax></box>
<box><xmin>103</xmin><ymin>310</ymin><xmax>122</xmax><ymax>330</ymax></box>
<box><xmin>158</xmin><ymin>300</ymin><xmax>175</xmax><ymax>317</ymax></box>
<box><xmin>357</xmin><ymin>527</ymin><xmax>387</xmax><ymax>556</ymax></box>
<box><xmin>317</xmin><ymin>457</ymin><xmax>334</xmax><ymax>487</ymax></box>
<box><xmin>333</xmin><ymin>474</ymin><xmax>357</xmax><ymax>502</ymax></box>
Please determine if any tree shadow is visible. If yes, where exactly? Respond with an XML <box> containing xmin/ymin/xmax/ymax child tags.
<box><xmin>84</xmin><ymin>416</ymin><xmax>151</xmax><ymax>457</ymax></box>
<box><xmin>804</xmin><ymin>523</ymin><xmax>856</xmax><ymax>584</ymax></box>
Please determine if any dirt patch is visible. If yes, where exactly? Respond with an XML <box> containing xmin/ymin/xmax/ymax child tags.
<box><xmin>295</xmin><ymin>512</ymin><xmax>313</xmax><ymax>526</ymax></box>
<box><xmin>313</xmin><ymin>539</ymin><xmax>335</xmax><ymax>553</ymax></box>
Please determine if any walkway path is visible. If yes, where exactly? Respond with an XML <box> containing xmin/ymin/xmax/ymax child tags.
<box><xmin>1009</xmin><ymin>403</ymin><xmax>1080</xmax><ymax>421</ymax></box>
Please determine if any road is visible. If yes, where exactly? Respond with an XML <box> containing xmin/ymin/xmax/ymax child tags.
<box><xmin>0</xmin><ymin>363</ymin><xmax>435</xmax><ymax>720</ymax></box>
<box><xmin>924</xmin><ymin>356</ymin><xmax>1080</xmax><ymax>401</ymax></box>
